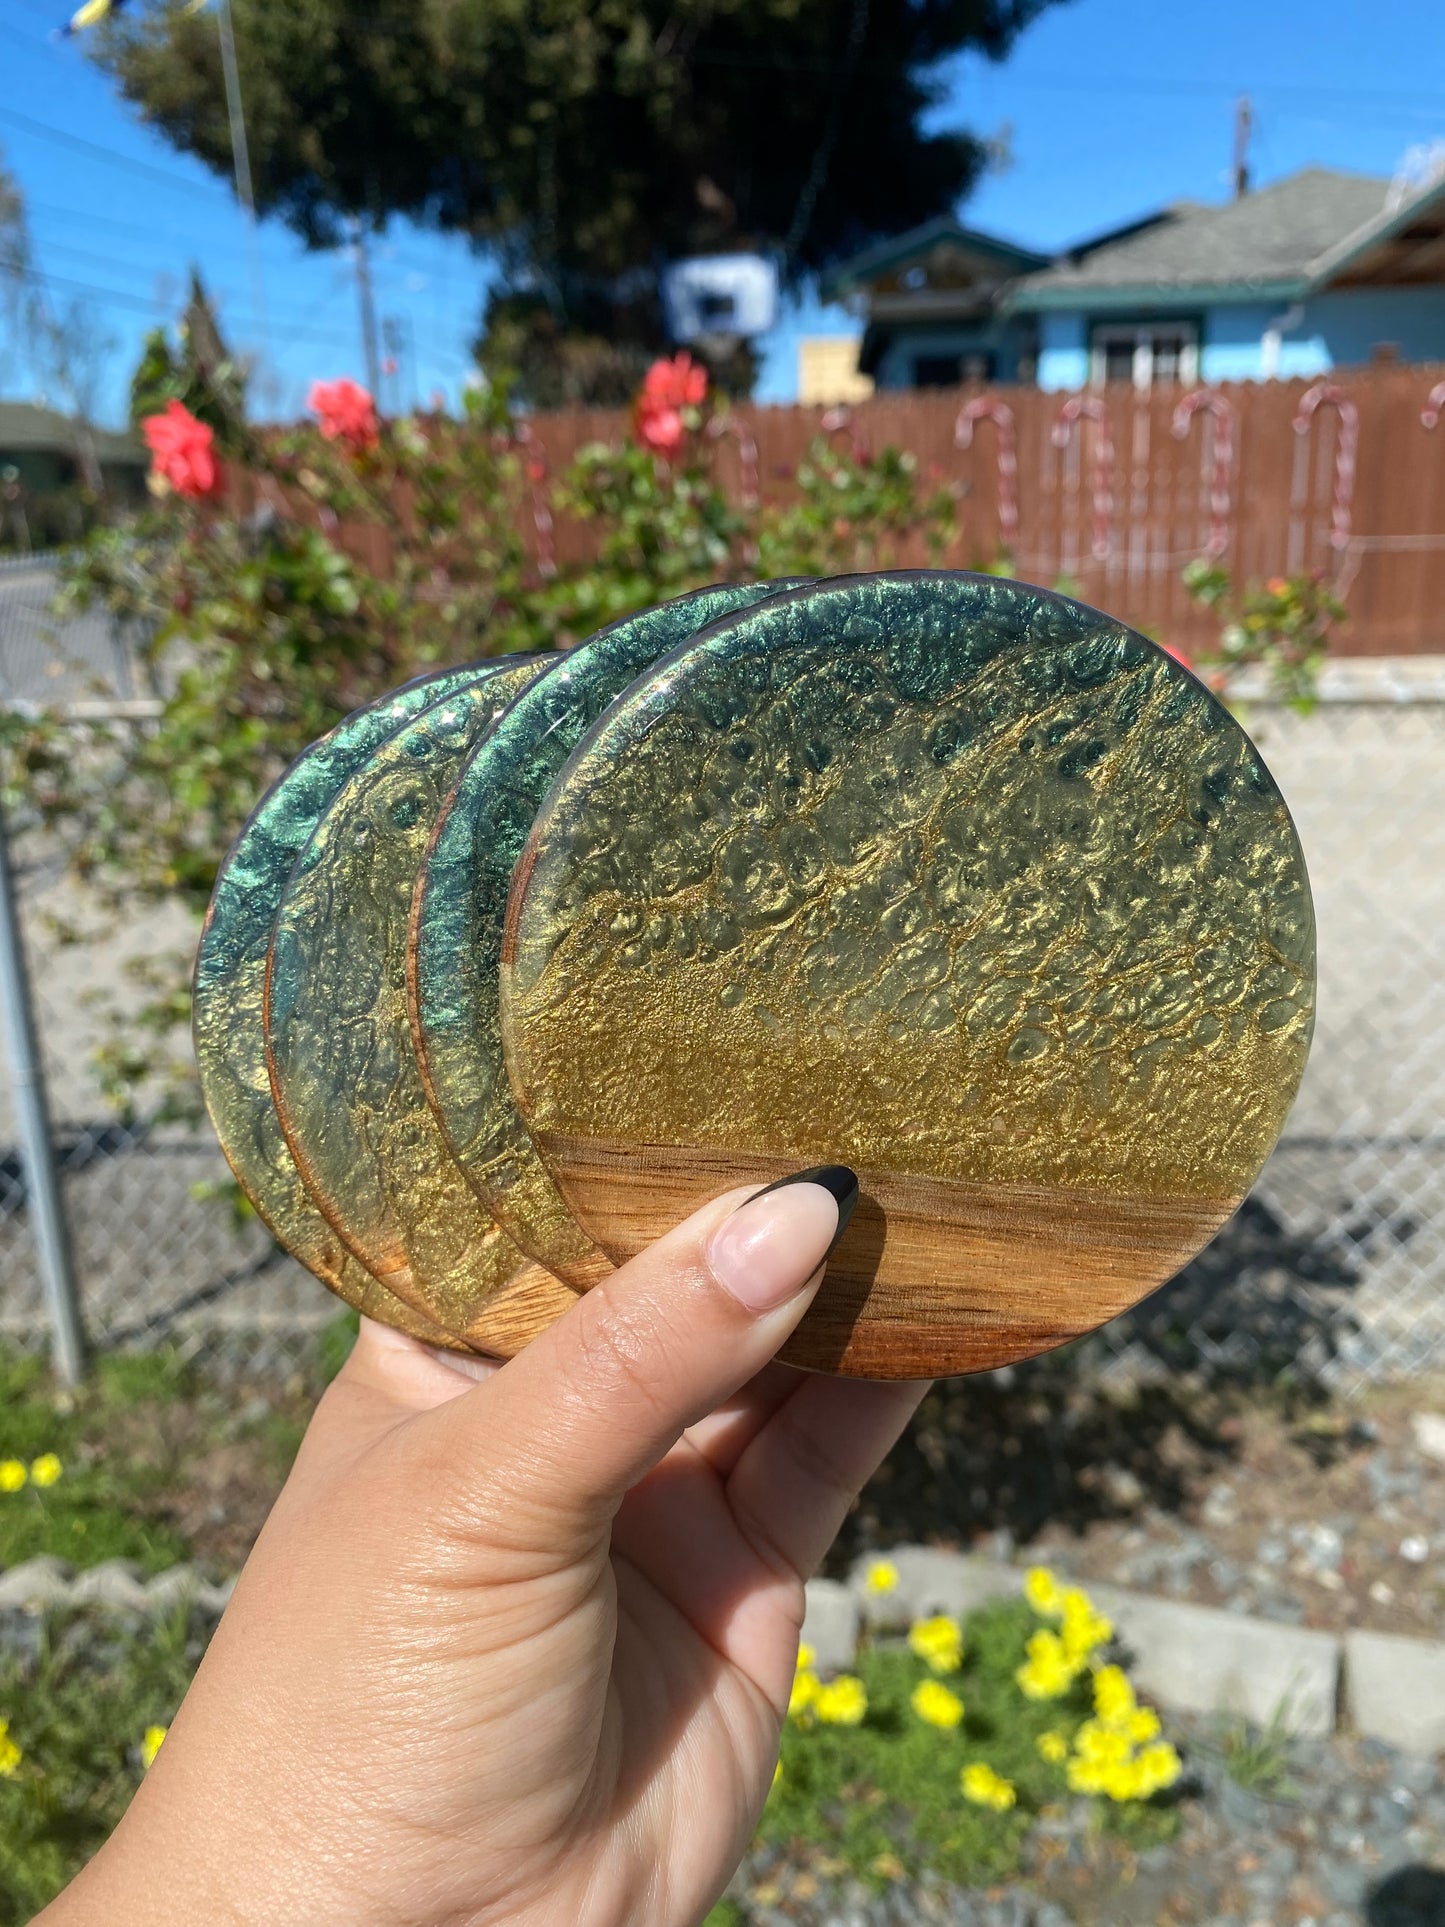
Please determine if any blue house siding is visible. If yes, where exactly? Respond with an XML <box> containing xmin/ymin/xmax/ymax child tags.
<box><xmin>1200</xmin><ymin>290</ymin><xmax>1445</xmax><ymax>382</ymax></box>
<box><xmin>1038</xmin><ymin>314</ymin><xmax>1088</xmax><ymax>390</ymax></box>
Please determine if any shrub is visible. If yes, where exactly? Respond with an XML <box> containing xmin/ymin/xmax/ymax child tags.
<box><xmin>763</xmin><ymin>1572</ymin><xmax>1181</xmax><ymax>1889</ymax></box>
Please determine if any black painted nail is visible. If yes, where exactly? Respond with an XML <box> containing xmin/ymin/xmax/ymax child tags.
<box><xmin>742</xmin><ymin>1165</ymin><xmax>859</xmax><ymax>1253</ymax></box>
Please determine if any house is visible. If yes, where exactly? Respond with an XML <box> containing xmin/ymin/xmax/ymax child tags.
<box><xmin>821</xmin><ymin>216</ymin><xmax>1049</xmax><ymax>390</ymax></box>
<box><xmin>797</xmin><ymin>337</ymin><xmax>875</xmax><ymax>406</ymax></box>
<box><xmin>821</xmin><ymin>167</ymin><xmax>1445</xmax><ymax>391</ymax></box>
<box><xmin>0</xmin><ymin>402</ymin><xmax>147</xmax><ymax>549</ymax></box>
<box><xmin>0</xmin><ymin>402</ymin><xmax>147</xmax><ymax>499</ymax></box>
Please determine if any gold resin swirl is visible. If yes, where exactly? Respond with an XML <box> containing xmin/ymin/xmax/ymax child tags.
<box><xmin>266</xmin><ymin>659</ymin><xmax>578</xmax><ymax>1350</ymax></box>
<box><xmin>502</xmin><ymin>572</ymin><xmax>1315</xmax><ymax>1378</ymax></box>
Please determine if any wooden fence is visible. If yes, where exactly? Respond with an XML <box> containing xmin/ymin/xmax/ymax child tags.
<box><xmin>518</xmin><ymin>364</ymin><xmax>1445</xmax><ymax>658</ymax></box>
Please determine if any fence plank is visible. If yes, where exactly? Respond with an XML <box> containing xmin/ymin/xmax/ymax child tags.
<box><xmin>508</xmin><ymin>364</ymin><xmax>1445</xmax><ymax>655</ymax></box>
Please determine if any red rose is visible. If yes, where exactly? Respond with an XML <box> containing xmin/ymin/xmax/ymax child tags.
<box><xmin>1162</xmin><ymin>641</ymin><xmax>1193</xmax><ymax>670</ymax></box>
<box><xmin>141</xmin><ymin>400</ymin><xmax>219</xmax><ymax>500</ymax></box>
<box><xmin>641</xmin><ymin>352</ymin><xmax>708</xmax><ymax>412</ymax></box>
<box><xmin>635</xmin><ymin>353</ymin><xmax>708</xmax><ymax>455</ymax></box>
<box><xmin>308</xmin><ymin>377</ymin><xmax>379</xmax><ymax>453</ymax></box>
<box><xmin>638</xmin><ymin>406</ymin><xmax>685</xmax><ymax>454</ymax></box>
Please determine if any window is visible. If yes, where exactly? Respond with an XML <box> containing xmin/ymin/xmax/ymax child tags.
<box><xmin>1089</xmin><ymin>322</ymin><xmax>1199</xmax><ymax>389</ymax></box>
<box><xmin>914</xmin><ymin>350</ymin><xmax>995</xmax><ymax>388</ymax></box>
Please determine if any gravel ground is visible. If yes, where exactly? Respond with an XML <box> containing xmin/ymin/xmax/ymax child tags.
<box><xmin>722</xmin><ymin>1715</ymin><xmax>1445</xmax><ymax>1925</ymax></box>
<box><xmin>1011</xmin><ymin>1376</ymin><xmax>1445</xmax><ymax>1642</ymax></box>
<box><xmin>837</xmin><ymin>1353</ymin><xmax>1445</xmax><ymax>1644</ymax></box>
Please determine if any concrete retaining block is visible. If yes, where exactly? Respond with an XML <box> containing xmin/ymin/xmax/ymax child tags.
<box><xmin>800</xmin><ymin>1579</ymin><xmax>860</xmax><ymax>1674</ymax></box>
<box><xmin>1345</xmin><ymin>1629</ymin><xmax>1445</xmax><ymax>1756</ymax></box>
<box><xmin>1088</xmin><ymin>1584</ymin><xmax>1341</xmax><ymax>1737</ymax></box>
<box><xmin>848</xmin><ymin>1547</ymin><xmax>1021</xmax><ymax>1630</ymax></box>
<box><xmin>0</xmin><ymin>1557</ymin><xmax>74</xmax><ymax>1610</ymax></box>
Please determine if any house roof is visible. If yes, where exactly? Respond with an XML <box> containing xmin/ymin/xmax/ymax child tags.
<box><xmin>1010</xmin><ymin>167</ymin><xmax>1445</xmax><ymax>312</ymax></box>
<box><xmin>821</xmin><ymin>216</ymin><xmax>1049</xmax><ymax>302</ymax></box>
<box><xmin>0</xmin><ymin>401</ymin><xmax>144</xmax><ymax>464</ymax></box>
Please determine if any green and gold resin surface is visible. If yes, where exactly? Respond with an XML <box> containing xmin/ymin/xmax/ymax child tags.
<box><xmin>501</xmin><ymin>573</ymin><xmax>1315</xmax><ymax>1379</ymax></box>
<box><xmin>411</xmin><ymin>580</ymin><xmax>806</xmax><ymax>1288</ymax></box>
<box><xmin>265</xmin><ymin>656</ymin><xmax>578</xmax><ymax>1353</ymax></box>
<box><xmin>193</xmin><ymin>662</ymin><xmax>511</xmax><ymax>1347</ymax></box>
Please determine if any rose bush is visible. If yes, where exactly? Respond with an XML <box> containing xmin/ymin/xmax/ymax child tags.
<box><xmin>5</xmin><ymin>356</ymin><xmax>952</xmax><ymax>1123</ymax></box>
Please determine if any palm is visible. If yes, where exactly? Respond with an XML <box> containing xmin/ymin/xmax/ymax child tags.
<box><xmin>566</xmin><ymin>1362</ymin><xmax>899</xmax><ymax>1921</ymax></box>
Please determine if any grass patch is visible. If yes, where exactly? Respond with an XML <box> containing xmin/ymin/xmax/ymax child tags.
<box><xmin>0</xmin><ymin>1608</ymin><xmax>211</xmax><ymax>1924</ymax></box>
<box><xmin>0</xmin><ymin>1349</ymin><xmax>194</xmax><ymax>1574</ymax></box>
<box><xmin>761</xmin><ymin>1599</ymin><xmax>1180</xmax><ymax>1890</ymax></box>
<box><xmin>0</xmin><ymin>1332</ymin><xmax>341</xmax><ymax>1576</ymax></box>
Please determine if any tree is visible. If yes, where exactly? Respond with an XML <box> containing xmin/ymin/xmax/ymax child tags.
<box><xmin>0</xmin><ymin>147</ymin><xmax>113</xmax><ymax>487</ymax></box>
<box><xmin>89</xmin><ymin>0</ymin><xmax>1060</xmax><ymax>400</ymax></box>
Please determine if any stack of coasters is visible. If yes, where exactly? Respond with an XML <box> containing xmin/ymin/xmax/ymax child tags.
<box><xmin>195</xmin><ymin>572</ymin><xmax>1315</xmax><ymax>1378</ymax></box>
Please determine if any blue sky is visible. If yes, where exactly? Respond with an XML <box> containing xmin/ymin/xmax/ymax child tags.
<box><xmin>1</xmin><ymin>0</ymin><xmax>1442</xmax><ymax>424</ymax></box>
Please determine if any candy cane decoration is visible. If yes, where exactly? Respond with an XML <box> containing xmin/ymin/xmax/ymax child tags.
<box><xmin>1293</xmin><ymin>381</ymin><xmax>1358</xmax><ymax>553</ymax></box>
<box><xmin>1171</xmin><ymin>389</ymin><xmax>1237</xmax><ymax>557</ymax></box>
<box><xmin>511</xmin><ymin>419</ymin><xmax>556</xmax><ymax>579</ymax></box>
<box><xmin>1421</xmin><ymin>379</ymin><xmax>1445</xmax><ymax>429</ymax></box>
<box><xmin>706</xmin><ymin>412</ymin><xmax>760</xmax><ymax>510</ymax></box>
<box><xmin>955</xmin><ymin>396</ymin><xmax>1019</xmax><ymax>549</ymax></box>
<box><xmin>820</xmin><ymin>403</ymin><xmax>869</xmax><ymax>461</ymax></box>
<box><xmin>1051</xmin><ymin>395</ymin><xmax>1114</xmax><ymax>563</ymax></box>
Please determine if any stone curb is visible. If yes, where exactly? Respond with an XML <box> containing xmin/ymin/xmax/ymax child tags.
<box><xmin>799</xmin><ymin>1546</ymin><xmax>1445</xmax><ymax>1755</ymax></box>
<box><xmin>0</xmin><ymin>1557</ymin><xmax>236</xmax><ymax>1616</ymax></box>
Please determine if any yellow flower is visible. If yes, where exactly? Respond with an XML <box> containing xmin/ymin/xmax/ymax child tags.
<box><xmin>1024</xmin><ymin>1566</ymin><xmax>1065</xmax><ymax>1616</ymax></box>
<box><xmin>1036</xmin><ymin>1729</ymin><xmax>1069</xmax><ymax>1764</ymax></box>
<box><xmin>1127</xmin><ymin>1705</ymin><xmax>1162</xmax><ymax>1745</ymax></box>
<box><xmin>813</xmin><ymin>1675</ymin><xmax>868</xmax><ymax>1726</ymax></box>
<box><xmin>1133</xmin><ymin>1740</ymin><xmax>1182</xmax><ymax>1797</ymax></box>
<box><xmin>0</xmin><ymin>1461</ymin><xmax>26</xmax><ymax>1494</ymax></box>
<box><xmin>796</xmin><ymin>1642</ymin><xmax>815</xmax><ymax>1673</ymax></box>
<box><xmin>788</xmin><ymin>1668</ymin><xmax>819</xmax><ymax>1723</ymax></box>
<box><xmin>1059</xmin><ymin>1587</ymin><xmax>1113</xmax><ymax>1663</ymax></box>
<box><xmin>29</xmin><ymin>1454</ymin><xmax>61</xmax><ymax>1489</ymax></box>
<box><xmin>1092</xmin><ymin>1664</ymin><xmax>1136</xmax><ymax>1727</ymax></box>
<box><xmin>863</xmin><ymin>1558</ymin><xmax>900</xmax><ymax>1596</ymax></box>
<box><xmin>0</xmin><ymin>1721</ymin><xmax>20</xmax><ymax>1778</ymax></box>
<box><xmin>141</xmin><ymin>1726</ymin><xmax>168</xmax><ymax>1769</ymax></box>
<box><xmin>961</xmin><ymin>1762</ymin><xmax>1017</xmax><ymax>1812</ymax></box>
<box><xmin>911</xmin><ymin>1679</ymin><xmax>965</xmax><ymax>1729</ymax></box>
<box><xmin>1015</xmin><ymin>1629</ymin><xmax>1080</xmax><ymax>1700</ymax></box>
<box><xmin>908</xmin><ymin>1614</ymin><xmax>962</xmax><ymax>1674</ymax></box>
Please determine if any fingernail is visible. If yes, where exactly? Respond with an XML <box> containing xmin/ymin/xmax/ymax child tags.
<box><xmin>706</xmin><ymin>1166</ymin><xmax>859</xmax><ymax>1314</ymax></box>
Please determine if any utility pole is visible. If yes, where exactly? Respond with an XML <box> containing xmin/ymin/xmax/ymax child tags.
<box><xmin>351</xmin><ymin>221</ymin><xmax>383</xmax><ymax>400</ymax></box>
<box><xmin>1232</xmin><ymin>95</ymin><xmax>1253</xmax><ymax>200</ymax></box>
<box><xmin>215</xmin><ymin>0</ymin><xmax>270</xmax><ymax>356</ymax></box>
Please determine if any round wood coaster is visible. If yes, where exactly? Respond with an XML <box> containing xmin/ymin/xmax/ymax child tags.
<box><xmin>411</xmin><ymin>580</ymin><xmax>807</xmax><ymax>1289</ymax></box>
<box><xmin>194</xmin><ymin>662</ymin><xmax>514</xmax><ymax>1350</ymax></box>
<box><xmin>265</xmin><ymin>658</ymin><xmax>580</xmax><ymax>1355</ymax></box>
<box><xmin>500</xmin><ymin>572</ymin><xmax>1316</xmax><ymax>1380</ymax></box>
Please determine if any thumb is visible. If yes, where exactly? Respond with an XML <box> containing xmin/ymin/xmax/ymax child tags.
<box><xmin>428</xmin><ymin>1167</ymin><xmax>856</xmax><ymax>1540</ymax></box>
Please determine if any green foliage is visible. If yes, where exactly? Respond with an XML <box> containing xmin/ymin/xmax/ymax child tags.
<box><xmin>0</xmin><ymin>1610</ymin><xmax>206</xmax><ymax>1924</ymax></box>
<box><xmin>1182</xmin><ymin>558</ymin><xmax>1345</xmax><ymax>711</ymax></box>
<box><xmin>87</xmin><ymin>0</ymin><xmax>1063</xmax><ymax>400</ymax></box>
<box><xmin>765</xmin><ymin>1600</ymin><xmax>1179</xmax><ymax>1890</ymax></box>
<box><xmin>128</xmin><ymin>271</ymin><xmax>249</xmax><ymax>442</ymax></box>
<box><xmin>754</xmin><ymin>437</ymin><xmax>954</xmax><ymax>579</ymax></box>
<box><xmin>0</xmin><ymin>1348</ymin><xmax>194</xmax><ymax>1573</ymax></box>
<box><xmin>1216</xmin><ymin>1705</ymin><xmax>1298</xmax><ymax>1799</ymax></box>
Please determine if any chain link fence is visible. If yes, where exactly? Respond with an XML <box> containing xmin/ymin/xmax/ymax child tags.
<box><xmin>0</xmin><ymin>557</ymin><xmax>1441</xmax><ymax>1386</ymax></box>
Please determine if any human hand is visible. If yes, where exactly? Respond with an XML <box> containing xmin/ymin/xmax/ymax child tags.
<box><xmin>43</xmin><ymin>1171</ymin><xmax>927</xmax><ymax>1927</ymax></box>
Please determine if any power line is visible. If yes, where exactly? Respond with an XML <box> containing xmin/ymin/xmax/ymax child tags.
<box><xmin>0</xmin><ymin>104</ymin><xmax>230</xmax><ymax>204</ymax></box>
